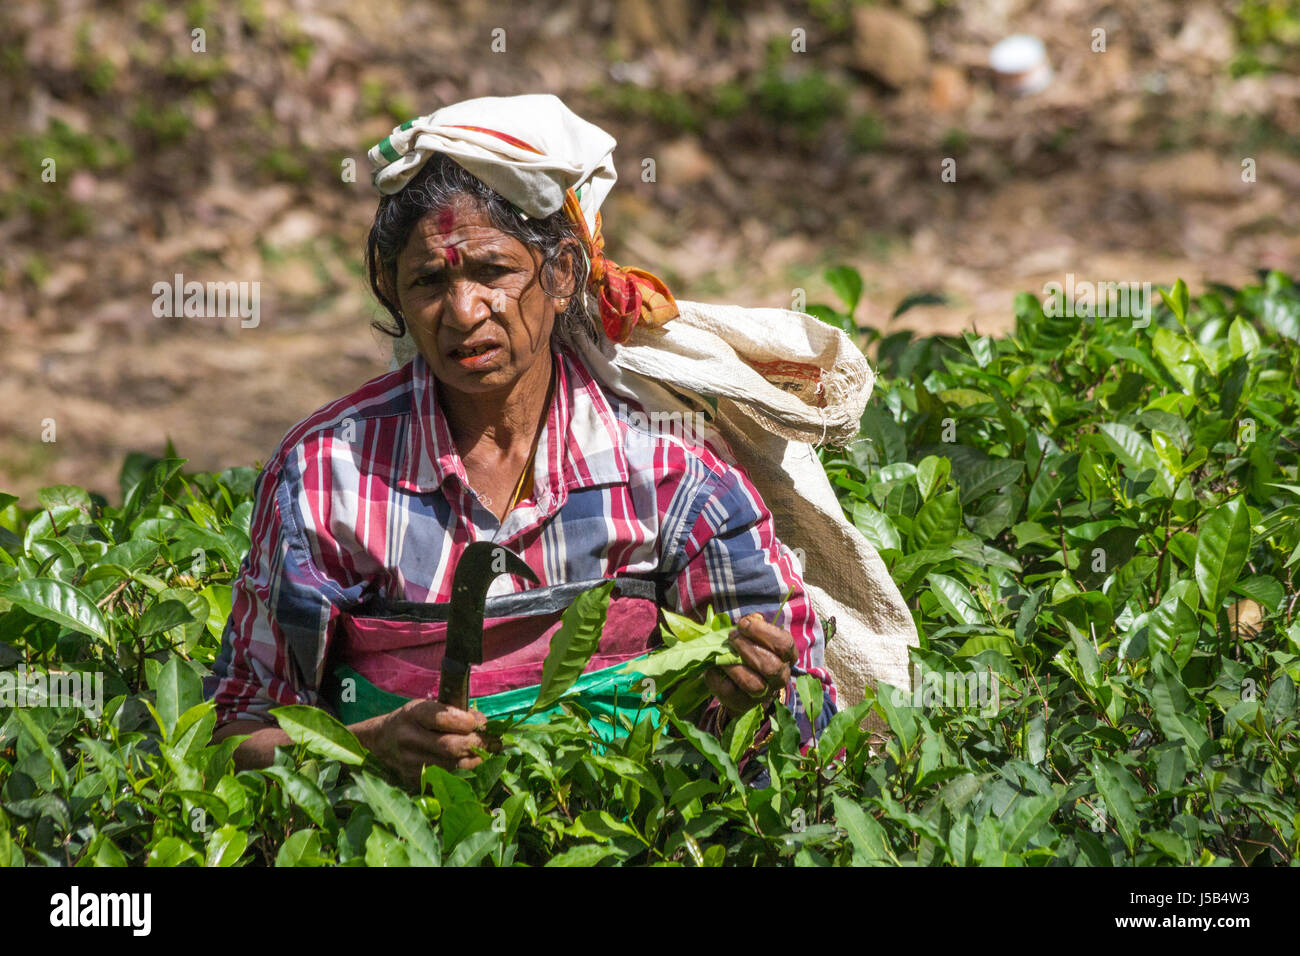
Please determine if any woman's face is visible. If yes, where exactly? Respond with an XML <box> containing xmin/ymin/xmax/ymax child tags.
<box><xmin>393</xmin><ymin>196</ymin><xmax>567</xmax><ymax>395</ymax></box>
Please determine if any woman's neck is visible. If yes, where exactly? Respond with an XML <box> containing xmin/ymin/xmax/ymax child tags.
<box><xmin>437</xmin><ymin>349</ymin><xmax>555</xmax><ymax>458</ymax></box>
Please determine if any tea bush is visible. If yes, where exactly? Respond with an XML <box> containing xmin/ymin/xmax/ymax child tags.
<box><xmin>1</xmin><ymin>271</ymin><xmax>1297</xmax><ymax>866</ymax></box>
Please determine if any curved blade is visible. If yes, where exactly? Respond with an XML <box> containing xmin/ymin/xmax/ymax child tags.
<box><xmin>445</xmin><ymin>542</ymin><xmax>540</xmax><ymax>667</ymax></box>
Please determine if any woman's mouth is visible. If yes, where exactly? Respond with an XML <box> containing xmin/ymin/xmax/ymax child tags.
<box><xmin>448</xmin><ymin>342</ymin><xmax>503</xmax><ymax>370</ymax></box>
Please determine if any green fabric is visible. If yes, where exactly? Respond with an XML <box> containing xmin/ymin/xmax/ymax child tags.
<box><xmin>328</xmin><ymin>658</ymin><xmax>658</xmax><ymax>744</ymax></box>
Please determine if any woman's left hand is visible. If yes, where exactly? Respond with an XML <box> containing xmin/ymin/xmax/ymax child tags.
<box><xmin>705</xmin><ymin>612</ymin><xmax>797</xmax><ymax>717</ymax></box>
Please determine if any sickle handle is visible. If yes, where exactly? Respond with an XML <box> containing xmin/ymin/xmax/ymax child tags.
<box><xmin>440</xmin><ymin>542</ymin><xmax>540</xmax><ymax>711</ymax></box>
<box><xmin>438</xmin><ymin>657</ymin><xmax>471</xmax><ymax>711</ymax></box>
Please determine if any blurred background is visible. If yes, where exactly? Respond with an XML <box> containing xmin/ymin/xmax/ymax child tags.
<box><xmin>1</xmin><ymin>0</ymin><xmax>1298</xmax><ymax>502</ymax></box>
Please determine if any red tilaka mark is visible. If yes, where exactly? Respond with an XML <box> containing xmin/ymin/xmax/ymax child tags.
<box><xmin>436</xmin><ymin>208</ymin><xmax>460</xmax><ymax>265</ymax></box>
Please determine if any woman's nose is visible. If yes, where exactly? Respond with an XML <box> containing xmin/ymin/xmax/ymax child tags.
<box><xmin>442</xmin><ymin>279</ymin><xmax>495</xmax><ymax>329</ymax></box>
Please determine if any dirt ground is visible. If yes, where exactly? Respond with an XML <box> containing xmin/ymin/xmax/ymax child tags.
<box><xmin>2</xmin><ymin>0</ymin><xmax>1298</xmax><ymax>502</ymax></box>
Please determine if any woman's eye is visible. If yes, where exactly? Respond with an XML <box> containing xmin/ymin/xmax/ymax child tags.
<box><xmin>413</xmin><ymin>265</ymin><xmax>509</xmax><ymax>287</ymax></box>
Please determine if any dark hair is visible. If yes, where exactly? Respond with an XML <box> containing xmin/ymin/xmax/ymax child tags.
<box><xmin>365</xmin><ymin>152</ymin><xmax>599</xmax><ymax>350</ymax></box>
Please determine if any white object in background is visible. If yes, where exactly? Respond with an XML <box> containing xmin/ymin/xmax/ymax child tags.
<box><xmin>989</xmin><ymin>34</ymin><xmax>1053</xmax><ymax>95</ymax></box>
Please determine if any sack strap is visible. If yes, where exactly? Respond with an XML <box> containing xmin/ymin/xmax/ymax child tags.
<box><xmin>351</xmin><ymin>576</ymin><xmax>660</xmax><ymax>622</ymax></box>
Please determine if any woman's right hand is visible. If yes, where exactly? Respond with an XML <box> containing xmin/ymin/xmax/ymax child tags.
<box><xmin>355</xmin><ymin>698</ymin><xmax>501</xmax><ymax>788</ymax></box>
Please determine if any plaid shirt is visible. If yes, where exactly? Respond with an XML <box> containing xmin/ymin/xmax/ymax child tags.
<box><xmin>206</xmin><ymin>347</ymin><xmax>836</xmax><ymax>745</ymax></box>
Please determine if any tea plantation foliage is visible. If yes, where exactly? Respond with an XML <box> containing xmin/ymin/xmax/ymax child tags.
<box><xmin>1</xmin><ymin>271</ymin><xmax>1298</xmax><ymax>866</ymax></box>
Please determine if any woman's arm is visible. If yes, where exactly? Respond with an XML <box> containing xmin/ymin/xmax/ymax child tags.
<box><xmin>204</xmin><ymin>459</ymin><xmax>345</xmax><ymax>726</ymax></box>
<box><xmin>213</xmin><ymin>704</ymin><xmax>498</xmax><ymax>788</ymax></box>
<box><xmin>204</xmin><ymin>463</ymin><xmax>499</xmax><ymax>786</ymax></box>
<box><xmin>212</xmin><ymin>719</ymin><xmax>297</xmax><ymax>769</ymax></box>
<box><xmin>667</xmin><ymin>463</ymin><xmax>836</xmax><ymax>746</ymax></box>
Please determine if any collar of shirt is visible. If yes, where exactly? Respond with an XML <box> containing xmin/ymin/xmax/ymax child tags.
<box><xmin>396</xmin><ymin>347</ymin><xmax>630</xmax><ymax>522</ymax></box>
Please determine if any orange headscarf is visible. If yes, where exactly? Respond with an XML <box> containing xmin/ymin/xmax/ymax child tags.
<box><xmin>557</xmin><ymin>187</ymin><xmax>678</xmax><ymax>344</ymax></box>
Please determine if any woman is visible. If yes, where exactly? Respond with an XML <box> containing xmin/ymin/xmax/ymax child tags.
<box><xmin>207</xmin><ymin>94</ymin><xmax>835</xmax><ymax>787</ymax></box>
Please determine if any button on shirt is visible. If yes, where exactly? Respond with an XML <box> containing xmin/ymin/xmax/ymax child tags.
<box><xmin>206</xmin><ymin>346</ymin><xmax>836</xmax><ymax>745</ymax></box>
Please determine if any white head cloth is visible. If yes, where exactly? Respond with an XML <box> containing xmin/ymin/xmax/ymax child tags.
<box><xmin>367</xmin><ymin>93</ymin><xmax>615</xmax><ymax>237</ymax></box>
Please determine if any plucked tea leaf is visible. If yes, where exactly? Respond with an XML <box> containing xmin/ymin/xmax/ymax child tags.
<box><xmin>531</xmin><ymin>581</ymin><xmax>613</xmax><ymax>712</ymax></box>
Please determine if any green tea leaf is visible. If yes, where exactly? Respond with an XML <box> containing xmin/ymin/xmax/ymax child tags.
<box><xmin>874</xmin><ymin>682</ymin><xmax>919</xmax><ymax>756</ymax></box>
<box><xmin>1096</xmin><ymin>423</ymin><xmax>1172</xmax><ymax>494</ymax></box>
<box><xmin>205</xmin><ymin>824</ymin><xmax>248</xmax><ymax>867</ymax></box>
<box><xmin>620</xmin><ymin>627</ymin><xmax>738</xmax><ymax>684</ymax></box>
<box><xmin>915</xmin><ymin>455</ymin><xmax>951</xmax><ymax>502</ymax></box>
<box><xmin>199</xmin><ymin>584</ymin><xmax>233</xmax><ymax>638</ymax></box>
<box><xmin>262</xmin><ymin>765</ymin><xmax>333</xmax><ymax>829</ymax></box>
<box><xmin>446</xmin><ymin>829</ymin><xmax>499</xmax><ymax>867</ymax></box>
<box><xmin>355</xmin><ymin>772</ymin><xmax>440</xmax><ymax>866</ymax></box>
<box><xmin>1091</xmin><ymin>756</ymin><xmax>1141</xmax><ymax>854</ymax></box>
<box><xmin>11</xmin><ymin>707</ymin><xmax>70</xmax><ymax>791</ymax></box>
<box><xmin>1063</xmin><ymin>621</ymin><xmax>1101</xmax><ymax>688</ymax></box>
<box><xmin>725</xmin><ymin>703</ymin><xmax>764</xmax><ymax>765</ymax></box>
<box><xmin>276</xmin><ymin>829</ymin><xmax>327</xmax><ymax>867</ymax></box>
<box><xmin>545</xmin><ymin>843</ymin><xmax>622</xmax><ymax>867</ymax></box>
<box><xmin>816</xmin><ymin>699</ymin><xmax>873</xmax><ymax>763</ymax></box>
<box><xmin>1194</xmin><ymin>498</ymin><xmax>1250</xmax><ymax>610</ymax></box>
<box><xmin>147</xmin><ymin>836</ymin><xmax>201</xmax><ymax>867</ymax></box>
<box><xmin>421</xmin><ymin>765</ymin><xmax>492</xmax><ymax>851</ymax></box>
<box><xmin>1026</xmin><ymin>453</ymin><xmax>1079</xmax><ymax>520</ymax></box>
<box><xmin>956</xmin><ymin>459</ymin><xmax>1024</xmax><ymax>506</ymax></box>
<box><xmin>833</xmin><ymin>795</ymin><xmax>893</xmax><ymax>864</ymax></box>
<box><xmin>1160</xmin><ymin>278</ymin><xmax>1189</xmax><ymax>323</ymax></box>
<box><xmin>364</xmin><ymin>826</ymin><xmax>410</xmax><ymax>867</ymax></box>
<box><xmin>912</xmin><ymin>489</ymin><xmax>959</xmax><ymax>550</ymax></box>
<box><xmin>153</xmin><ymin>656</ymin><xmax>203</xmax><ymax>739</ymax></box>
<box><xmin>1147</xmin><ymin>580</ymin><xmax>1199</xmax><ymax>667</ymax></box>
<box><xmin>1151</xmin><ymin>327</ymin><xmax>1198</xmax><ymax>391</ymax></box>
<box><xmin>1002</xmin><ymin>793</ymin><xmax>1058</xmax><ymax>853</ymax></box>
<box><xmin>137</xmin><ymin>599</ymin><xmax>195</xmax><ymax>638</ymax></box>
<box><xmin>531</xmin><ymin>581</ymin><xmax>613</xmax><ymax>713</ymax></box>
<box><xmin>795</xmin><ymin>673</ymin><xmax>824</xmax><ymax>728</ymax></box>
<box><xmin>852</xmin><ymin>501</ymin><xmax>902</xmax><ymax>552</ymax></box>
<box><xmin>123</xmin><ymin>457</ymin><xmax>186</xmax><ymax>524</ymax></box>
<box><xmin>1143</xmin><ymin>829</ymin><xmax>1190</xmax><ymax>863</ymax></box>
<box><xmin>927</xmin><ymin>572</ymin><xmax>982</xmax><ymax>626</ymax></box>
<box><xmin>1149</xmin><ymin>655</ymin><xmax>1210</xmax><ymax>765</ymax></box>
<box><xmin>824</xmin><ymin>265</ymin><xmax>863</xmax><ymax>314</ymax></box>
<box><xmin>271</xmin><ymin>705</ymin><xmax>367</xmax><ymax>766</ymax></box>
<box><xmin>667</xmin><ymin>713</ymin><xmax>745</xmax><ymax>793</ymax></box>
<box><xmin>37</xmin><ymin>485</ymin><xmax>93</xmax><ymax>515</ymax></box>
<box><xmin>1231</xmin><ymin>574</ymin><xmax>1284</xmax><ymax>612</ymax></box>
<box><xmin>4</xmin><ymin>578</ymin><xmax>110</xmax><ymax>644</ymax></box>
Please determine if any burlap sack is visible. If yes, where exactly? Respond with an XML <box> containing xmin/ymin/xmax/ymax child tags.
<box><xmin>390</xmin><ymin>300</ymin><xmax>918</xmax><ymax>709</ymax></box>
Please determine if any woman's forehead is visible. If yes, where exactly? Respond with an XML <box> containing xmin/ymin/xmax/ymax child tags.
<box><xmin>401</xmin><ymin>201</ymin><xmax>530</xmax><ymax>261</ymax></box>
<box><xmin>411</xmin><ymin>199</ymin><xmax>495</xmax><ymax>239</ymax></box>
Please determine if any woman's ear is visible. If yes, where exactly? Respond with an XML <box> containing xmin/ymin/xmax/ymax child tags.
<box><xmin>544</xmin><ymin>238</ymin><xmax>583</xmax><ymax>304</ymax></box>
